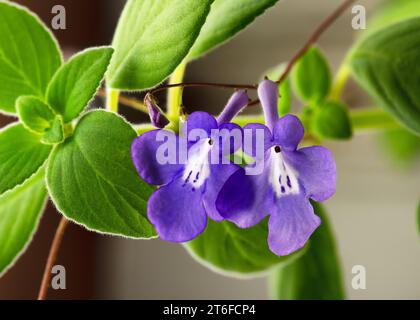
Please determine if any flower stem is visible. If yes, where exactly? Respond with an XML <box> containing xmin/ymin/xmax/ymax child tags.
<box><xmin>106</xmin><ymin>88</ymin><xmax>120</xmax><ymax>113</ymax></box>
<box><xmin>37</xmin><ymin>217</ymin><xmax>69</xmax><ymax>300</ymax></box>
<box><xmin>350</xmin><ymin>108</ymin><xmax>401</xmax><ymax>131</ymax></box>
<box><xmin>167</xmin><ymin>62</ymin><xmax>187</xmax><ymax>120</ymax></box>
<box><xmin>234</xmin><ymin>108</ymin><xmax>400</xmax><ymax>132</ymax></box>
<box><xmin>330</xmin><ymin>63</ymin><xmax>351</xmax><ymax>101</ymax></box>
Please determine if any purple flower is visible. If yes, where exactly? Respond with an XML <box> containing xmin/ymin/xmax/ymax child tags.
<box><xmin>131</xmin><ymin>91</ymin><xmax>249</xmax><ymax>242</ymax></box>
<box><xmin>216</xmin><ymin>80</ymin><xmax>336</xmax><ymax>256</ymax></box>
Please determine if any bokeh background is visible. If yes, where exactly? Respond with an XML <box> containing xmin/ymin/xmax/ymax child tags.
<box><xmin>1</xmin><ymin>0</ymin><xmax>419</xmax><ymax>299</ymax></box>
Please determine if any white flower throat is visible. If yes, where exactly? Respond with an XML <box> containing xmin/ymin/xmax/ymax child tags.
<box><xmin>182</xmin><ymin>139</ymin><xmax>212</xmax><ymax>190</ymax></box>
<box><xmin>269</xmin><ymin>146</ymin><xmax>299</xmax><ymax>198</ymax></box>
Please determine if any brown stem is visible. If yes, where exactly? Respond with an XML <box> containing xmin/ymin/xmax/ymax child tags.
<box><xmin>149</xmin><ymin>82</ymin><xmax>257</xmax><ymax>96</ymax></box>
<box><xmin>247</xmin><ymin>0</ymin><xmax>356</xmax><ymax>107</ymax></box>
<box><xmin>276</xmin><ymin>0</ymin><xmax>356</xmax><ymax>84</ymax></box>
<box><xmin>37</xmin><ymin>217</ymin><xmax>69</xmax><ymax>300</ymax></box>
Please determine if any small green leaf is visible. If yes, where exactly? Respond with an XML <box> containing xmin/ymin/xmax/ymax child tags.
<box><xmin>185</xmin><ymin>218</ymin><xmax>303</xmax><ymax>276</ymax></box>
<box><xmin>0</xmin><ymin>1</ymin><xmax>62</xmax><ymax>114</ymax></box>
<box><xmin>0</xmin><ymin>169</ymin><xmax>47</xmax><ymax>276</ymax></box>
<box><xmin>270</xmin><ymin>202</ymin><xmax>346</xmax><ymax>300</ymax></box>
<box><xmin>16</xmin><ymin>96</ymin><xmax>56</xmax><ymax>133</ymax></box>
<box><xmin>350</xmin><ymin>18</ymin><xmax>420</xmax><ymax>135</ymax></box>
<box><xmin>108</xmin><ymin>0</ymin><xmax>214</xmax><ymax>90</ymax></box>
<box><xmin>188</xmin><ymin>0</ymin><xmax>279</xmax><ymax>59</ymax></box>
<box><xmin>0</xmin><ymin>123</ymin><xmax>52</xmax><ymax>195</ymax></box>
<box><xmin>312</xmin><ymin>101</ymin><xmax>353</xmax><ymax>140</ymax></box>
<box><xmin>47</xmin><ymin>47</ymin><xmax>114</xmax><ymax>123</ymax></box>
<box><xmin>291</xmin><ymin>47</ymin><xmax>331</xmax><ymax>103</ymax></box>
<box><xmin>47</xmin><ymin>110</ymin><xmax>156</xmax><ymax>238</ymax></box>
<box><xmin>41</xmin><ymin>116</ymin><xmax>64</xmax><ymax>145</ymax></box>
<box><xmin>265</xmin><ymin>64</ymin><xmax>292</xmax><ymax>115</ymax></box>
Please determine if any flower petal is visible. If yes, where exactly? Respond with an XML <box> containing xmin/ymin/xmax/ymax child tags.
<box><xmin>216</xmin><ymin>166</ymin><xmax>273</xmax><ymax>228</ymax></box>
<box><xmin>268</xmin><ymin>194</ymin><xmax>320</xmax><ymax>256</ymax></box>
<box><xmin>183</xmin><ymin>111</ymin><xmax>218</xmax><ymax>140</ymax></box>
<box><xmin>283</xmin><ymin>146</ymin><xmax>336</xmax><ymax>202</ymax></box>
<box><xmin>258</xmin><ymin>80</ymin><xmax>279</xmax><ymax>131</ymax></box>
<box><xmin>132</xmin><ymin>130</ymin><xmax>183</xmax><ymax>185</ymax></box>
<box><xmin>202</xmin><ymin>163</ymin><xmax>240</xmax><ymax>222</ymax></box>
<box><xmin>272</xmin><ymin>115</ymin><xmax>304</xmax><ymax>151</ymax></box>
<box><xmin>148</xmin><ymin>176</ymin><xmax>207</xmax><ymax>242</ymax></box>
<box><xmin>243</xmin><ymin>123</ymin><xmax>273</xmax><ymax>159</ymax></box>
<box><xmin>217</xmin><ymin>90</ymin><xmax>249</xmax><ymax>125</ymax></box>
<box><xmin>214</xmin><ymin>122</ymin><xmax>243</xmax><ymax>156</ymax></box>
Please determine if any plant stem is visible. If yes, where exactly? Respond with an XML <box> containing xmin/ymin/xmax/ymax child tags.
<box><xmin>167</xmin><ymin>62</ymin><xmax>187</xmax><ymax>120</ymax></box>
<box><xmin>276</xmin><ymin>0</ymin><xmax>356</xmax><ymax>84</ymax></box>
<box><xmin>37</xmin><ymin>217</ymin><xmax>69</xmax><ymax>300</ymax></box>
<box><xmin>350</xmin><ymin>108</ymin><xmax>401</xmax><ymax>131</ymax></box>
<box><xmin>106</xmin><ymin>88</ymin><xmax>120</xmax><ymax>113</ymax></box>
<box><xmin>118</xmin><ymin>95</ymin><xmax>148</xmax><ymax>113</ymax></box>
<box><xmin>246</xmin><ymin>0</ymin><xmax>356</xmax><ymax>107</ymax></box>
<box><xmin>330</xmin><ymin>63</ymin><xmax>351</xmax><ymax>101</ymax></box>
<box><xmin>234</xmin><ymin>108</ymin><xmax>401</xmax><ymax>132</ymax></box>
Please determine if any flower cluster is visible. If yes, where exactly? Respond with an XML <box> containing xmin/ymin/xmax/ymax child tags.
<box><xmin>131</xmin><ymin>80</ymin><xmax>336</xmax><ymax>256</ymax></box>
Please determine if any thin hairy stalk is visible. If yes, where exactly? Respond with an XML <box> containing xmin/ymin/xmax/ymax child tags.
<box><xmin>37</xmin><ymin>217</ymin><xmax>69</xmax><ymax>300</ymax></box>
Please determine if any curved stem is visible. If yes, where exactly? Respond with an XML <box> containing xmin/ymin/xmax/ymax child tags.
<box><xmin>106</xmin><ymin>88</ymin><xmax>120</xmax><ymax>113</ymax></box>
<box><xmin>233</xmin><ymin>108</ymin><xmax>401</xmax><ymax>132</ymax></box>
<box><xmin>330</xmin><ymin>63</ymin><xmax>351</xmax><ymax>100</ymax></box>
<box><xmin>167</xmin><ymin>63</ymin><xmax>187</xmax><ymax>120</ymax></box>
<box><xmin>350</xmin><ymin>108</ymin><xmax>400</xmax><ymax>131</ymax></box>
<box><xmin>276</xmin><ymin>0</ymin><xmax>356</xmax><ymax>84</ymax></box>
<box><xmin>37</xmin><ymin>217</ymin><xmax>69</xmax><ymax>300</ymax></box>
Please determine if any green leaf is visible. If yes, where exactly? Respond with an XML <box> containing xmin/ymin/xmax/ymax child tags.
<box><xmin>312</xmin><ymin>101</ymin><xmax>353</xmax><ymax>140</ymax></box>
<box><xmin>188</xmin><ymin>0</ymin><xmax>279</xmax><ymax>59</ymax></box>
<box><xmin>41</xmin><ymin>116</ymin><xmax>64</xmax><ymax>145</ymax></box>
<box><xmin>0</xmin><ymin>1</ymin><xmax>62</xmax><ymax>114</ymax></box>
<box><xmin>47</xmin><ymin>47</ymin><xmax>113</xmax><ymax>123</ymax></box>
<box><xmin>0</xmin><ymin>169</ymin><xmax>47</xmax><ymax>276</ymax></box>
<box><xmin>107</xmin><ymin>0</ymin><xmax>214</xmax><ymax>90</ymax></box>
<box><xmin>16</xmin><ymin>96</ymin><xmax>56</xmax><ymax>133</ymax></box>
<box><xmin>291</xmin><ymin>47</ymin><xmax>331</xmax><ymax>104</ymax></box>
<box><xmin>366</xmin><ymin>0</ymin><xmax>420</xmax><ymax>37</ymax></box>
<box><xmin>47</xmin><ymin>110</ymin><xmax>156</xmax><ymax>238</ymax></box>
<box><xmin>270</xmin><ymin>202</ymin><xmax>346</xmax><ymax>300</ymax></box>
<box><xmin>185</xmin><ymin>218</ymin><xmax>304</xmax><ymax>276</ymax></box>
<box><xmin>0</xmin><ymin>123</ymin><xmax>52</xmax><ymax>195</ymax></box>
<box><xmin>265</xmin><ymin>64</ymin><xmax>292</xmax><ymax>115</ymax></box>
<box><xmin>350</xmin><ymin>18</ymin><xmax>420</xmax><ymax>135</ymax></box>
